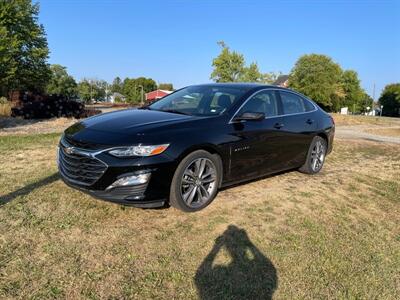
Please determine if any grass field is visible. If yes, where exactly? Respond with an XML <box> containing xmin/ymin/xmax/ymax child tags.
<box><xmin>1</xmin><ymin>132</ymin><xmax>400</xmax><ymax>299</ymax></box>
<box><xmin>332</xmin><ymin>113</ymin><xmax>400</xmax><ymax>127</ymax></box>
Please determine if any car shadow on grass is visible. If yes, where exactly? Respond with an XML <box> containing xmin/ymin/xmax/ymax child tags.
<box><xmin>195</xmin><ymin>225</ymin><xmax>277</xmax><ymax>300</ymax></box>
<box><xmin>0</xmin><ymin>173</ymin><xmax>59</xmax><ymax>206</ymax></box>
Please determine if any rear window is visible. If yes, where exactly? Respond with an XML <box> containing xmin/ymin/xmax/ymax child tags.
<box><xmin>280</xmin><ymin>91</ymin><xmax>306</xmax><ymax>114</ymax></box>
<box><xmin>303</xmin><ymin>98</ymin><xmax>316</xmax><ymax>112</ymax></box>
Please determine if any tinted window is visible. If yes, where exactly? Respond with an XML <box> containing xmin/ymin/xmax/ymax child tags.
<box><xmin>280</xmin><ymin>92</ymin><xmax>306</xmax><ymax>114</ymax></box>
<box><xmin>303</xmin><ymin>98</ymin><xmax>315</xmax><ymax>112</ymax></box>
<box><xmin>237</xmin><ymin>90</ymin><xmax>279</xmax><ymax>117</ymax></box>
<box><xmin>149</xmin><ymin>86</ymin><xmax>249</xmax><ymax>116</ymax></box>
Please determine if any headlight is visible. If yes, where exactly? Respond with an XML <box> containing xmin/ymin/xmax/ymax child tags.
<box><xmin>108</xmin><ymin>144</ymin><xmax>169</xmax><ymax>157</ymax></box>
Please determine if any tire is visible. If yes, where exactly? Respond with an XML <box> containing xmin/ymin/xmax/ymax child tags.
<box><xmin>169</xmin><ymin>150</ymin><xmax>222</xmax><ymax>212</ymax></box>
<box><xmin>299</xmin><ymin>136</ymin><xmax>327</xmax><ymax>174</ymax></box>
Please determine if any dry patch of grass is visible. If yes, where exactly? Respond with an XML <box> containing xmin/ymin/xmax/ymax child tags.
<box><xmin>0</xmin><ymin>103</ymin><xmax>11</xmax><ymax>117</ymax></box>
<box><xmin>0</xmin><ymin>117</ymin><xmax>77</xmax><ymax>136</ymax></box>
<box><xmin>1</xmin><ymin>134</ymin><xmax>399</xmax><ymax>299</ymax></box>
<box><xmin>332</xmin><ymin>113</ymin><xmax>400</xmax><ymax>126</ymax></box>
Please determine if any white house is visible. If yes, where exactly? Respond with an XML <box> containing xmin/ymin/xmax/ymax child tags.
<box><xmin>109</xmin><ymin>92</ymin><xmax>126</xmax><ymax>103</ymax></box>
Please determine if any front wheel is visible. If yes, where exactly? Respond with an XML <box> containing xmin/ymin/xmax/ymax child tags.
<box><xmin>169</xmin><ymin>150</ymin><xmax>222</xmax><ymax>212</ymax></box>
<box><xmin>299</xmin><ymin>136</ymin><xmax>327</xmax><ymax>174</ymax></box>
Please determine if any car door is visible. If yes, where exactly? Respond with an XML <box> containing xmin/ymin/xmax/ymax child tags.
<box><xmin>228</xmin><ymin>90</ymin><xmax>287</xmax><ymax>182</ymax></box>
<box><xmin>278</xmin><ymin>91</ymin><xmax>317</xmax><ymax>168</ymax></box>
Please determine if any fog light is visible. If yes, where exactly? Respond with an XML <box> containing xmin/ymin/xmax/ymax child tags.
<box><xmin>106</xmin><ymin>173</ymin><xmax>151</xmax><ymax>190</ymax></box>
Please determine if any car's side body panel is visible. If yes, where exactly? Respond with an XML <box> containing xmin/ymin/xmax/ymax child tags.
<box><xmin>59</xmin><ymin>84</ymin><xmax>335</xmax><ymax>207</ymax></box>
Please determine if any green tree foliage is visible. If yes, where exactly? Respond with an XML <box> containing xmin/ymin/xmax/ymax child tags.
<box><xmin>122</xmin><ymin>77</ymin><xmax>157</xmax><ymax>104</ymax></box>
<box><xmin>289</xmin><ymin>54</ymin><xmax>345</xmax><ymax>110</ymax></box>
<box><xmin>341</xmin><ymin>70</ymin><xmax>365</xmax><ymax>113</ymax></box>
<box><xmin>158</xmin><ymin>83</ymin><xmax>174</xmax><ymax>91</ymax></box>
<box><xmin>0</xmin><ymin>0</ymin><xmax>50</xmax><ymax>96</ymax></box>
<box><xmin>123</xmin><ymin>78</ymin><xmax>141</xmax><ymax>104</ymax></box>
<box><xmin>240</xmin><ymin>62</ymin><xmax>263</xmax><ymax>82</ymax></box>
<box><xmin>46</xmin><ymin>64</ymin><xmax>77</xmax><ymax>99</ymax></box>
<box><xmin>111</xmin><ymin>77</ymin><xmax>123</xmax><ymax>94</ymax></box>
<box><xmin>211</xmin><ymin>41</ymin><xmax>280</xmax><ymax>84</ymax></box>
<box><xmin>211</xmin><ymin>41</ymin><xmax>245</xmax><ymax>82</ymax></box>
<box><xmin>77</xmin><ymin>79</ymin><xmax>106</xmax><ymax>103</ymax></box>
<box><xmin>379</xmin><ymin>83</ymin><xmax>400</xmax><ymax>117</ymax></box>
<box><xmin>137</xmin><ymin>77</ymin><xmax>157</xmax><ymax>93</ymax></box>
<box><xmin>362</xmin><ymin>92</ymin><xmax>374</xmax><ymax>113</ymax></box>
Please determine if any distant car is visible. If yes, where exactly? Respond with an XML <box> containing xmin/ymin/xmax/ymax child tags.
<box><xmin>58</xmin><ymin>83</ymin><xmax>335</xmax><ymax>212</ymax></box>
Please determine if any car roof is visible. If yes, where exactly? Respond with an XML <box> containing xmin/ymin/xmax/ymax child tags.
<box><xmin>191</xmin><ymin>82</ymin><xmax>291</xmax><ymax>92</ymax></box>
<box><xmin>189</xmin><ymin>83</ymin><xmax>315</xmax><ymax>104</ymax></box>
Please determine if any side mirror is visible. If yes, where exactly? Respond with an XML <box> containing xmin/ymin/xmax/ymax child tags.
<box><xmin>233</xmin><ymin>111</ymin><xmax>265</xmax><ymax>122</ymax></box>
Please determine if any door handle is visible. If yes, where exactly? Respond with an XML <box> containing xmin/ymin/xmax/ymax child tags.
<box><xmin>306</xmin><ymin>119</ymin><xmax>314</xmax><ymax>125</ymax></box>
<box><xmin>274</xmin><ymin>123</ymin><xmax>284</xmax><ymax>129</ymax></box>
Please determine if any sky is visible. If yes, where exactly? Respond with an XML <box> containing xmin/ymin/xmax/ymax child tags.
<box><xmin>38</xmin><ymin>0</ymin><xmax>400</xmax><ymax>97</ymax></box>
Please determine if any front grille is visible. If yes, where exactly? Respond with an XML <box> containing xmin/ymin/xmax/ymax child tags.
<box><xmin>58</xmin><ymin>140</ymin><xmax>107</xmax><ymax>186</ymax></box>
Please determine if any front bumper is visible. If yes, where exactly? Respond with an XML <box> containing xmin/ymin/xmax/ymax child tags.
<box><xmin>58</xmin><ymin>141</ymin><xmax>177</xmax><ymax>207</ymax></box>
<box><xmin>61</xmin><ymin>176</ymin><xmax>166</xmax><ymax>207</ymax></box>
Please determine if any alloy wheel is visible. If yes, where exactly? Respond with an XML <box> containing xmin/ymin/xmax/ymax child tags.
<box><xmin>310</xmin><ymin>140</ymin><xmax>326</xmax><ymax>172</ymax></box>
<box><xmin>180</xmin><ymin>158</ymin><xmax>217</xmax><ymax>208</ymax></box>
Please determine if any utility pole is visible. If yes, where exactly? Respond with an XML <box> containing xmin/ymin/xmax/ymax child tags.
<box><xmin>372</xmin><ymin>83</ymin><xmax>376</xmax><ymax>115</ymax></box>
<box><xmin>137</xmin><ymin>85</ymin><xmax>144</xmax><ymax>106</ymax></box>
<box><xmin>90</xmin><ymin>79</ymin><xmax>93</xmax><ymax>103</ymax></box>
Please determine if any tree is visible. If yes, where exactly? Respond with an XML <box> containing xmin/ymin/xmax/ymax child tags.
<box><xmin>46</xmin><ymin>64</ymin><xmax>77</xmax><ymax>99</ymax></box>
<box><xmin>362</xmin><ymin>92</ymin><xmax>374</xmax><ymax>113</ymax></box>
<box><xmin>134</xmin><ymin>77</ymin><xmax>157</xmax><ymax>93</ymax></box>
<box><xmin>240</xmin><ymin>62</ymin><xmax>263</xmax><ymax>82</ymax></box>
<box><xmin>77</xmin><ymin>79</ymin><xmax>106</xmax><ymax>103</ymax></box>
<box><xmin>379</xmin><ymin>83</ymin><xmax>400</xmax><ymax>117</ymax></box>
<box><xmin>341</xmin><ymin>70</ymin><xmax>364</xmax><ymax>113</ymax></box>
<box><xmin>122</xmin><ymin>77</ymin><xmax>157</xmax><ymax>104</ymax></box>
<box><xmin>111</xmin><ymin>77</ymin><xmax>123</xmax><ymax>94</ymax></box>
<box><xmin>0</xmin><ymin>0</ymin><xmax>50</xmax><ymax>96</ymax></box>
<box><xmin>122</xmin><ymin>78</ymin><xmax>142</xmax><ymax>104</ymax></box>
<box><xmin>158</xmin><ymin>83</ymin><xmax>174</xmax><ymax>91</ymax></box>
<box><xmin>211</xmin><ymin>41</ymin><xmax>280</xmax><ymax>84</ymax></box>
<box><xmin>288</xmin><ymin>54</ymin><xmax>344</xmax><ymax>111</ymax></box>
<box><xmin>210</xmin><ymin>41</ymin><xmax>245</xmax><ymax>82</ymax></box>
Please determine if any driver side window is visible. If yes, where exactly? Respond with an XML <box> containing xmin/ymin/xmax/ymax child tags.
<box><xmin>237</xmin><ymin>90</ymin><xmax>279</xmax><ymax>117</ymax></box>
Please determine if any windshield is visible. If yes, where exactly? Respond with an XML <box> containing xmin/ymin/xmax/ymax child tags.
<box><xmin>148</xmin><ymin>85</ymin><xmax>249</xmax><ymax>116</ymax></box>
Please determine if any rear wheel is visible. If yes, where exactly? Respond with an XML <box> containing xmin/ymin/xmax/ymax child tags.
<box><xmin>299</xmin><ymin>136</ymin><xmax>327</xmax><ymax>174</ymax></box>
<box><xmin>169</xmin><ymin>150</ymin><xmax>222</xmax><ymax>212</ymax></box>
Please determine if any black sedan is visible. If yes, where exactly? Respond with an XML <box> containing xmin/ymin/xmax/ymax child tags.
<box><xmin>58</xmin><ymin>83</ymin><xmax>335</xmax><ymax>212</ymax></box>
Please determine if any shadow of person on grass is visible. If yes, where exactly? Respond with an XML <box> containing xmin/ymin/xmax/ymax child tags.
<box><xmin>195</xmin><ymin>225</ymin><xmax>277</xmax><ymax>300</ymax></box>
<box><xmin>0</xmin><ymin>173</ymin><xmax>59</xmax><ymax>206</ymax></box>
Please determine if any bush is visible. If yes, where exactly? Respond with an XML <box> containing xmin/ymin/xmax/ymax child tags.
<box><xmin>114</xmin><ymin>96</ymin><xmax>123</xmax><ymax>103</ymax></box>
<box><xmin>0</xmin><ymin>97</ymin><xmax>11</xmax><ymax>116</ymax></box>
<box><xmin>11</xmin><ymin>97</ymin><xmax>85</xmax><ymax>119</ymax></box>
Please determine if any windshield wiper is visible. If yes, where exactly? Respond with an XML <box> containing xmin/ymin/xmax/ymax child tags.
<box><xmin>138</xmin><ymin>106</ymin><xmax>151</xmax><ymax>110</ymax></box>
<box><xmin>160</xmin><ymin>109</ymin><xmax>192</xmax><ymax>116</ymax></box>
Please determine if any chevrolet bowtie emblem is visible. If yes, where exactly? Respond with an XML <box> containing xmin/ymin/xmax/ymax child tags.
<box><xmin>64</xmin><ymin>147</ymin><xmax>75</xmax><ymax>155</ymax></box>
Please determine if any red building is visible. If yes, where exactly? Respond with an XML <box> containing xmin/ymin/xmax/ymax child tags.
<box><xmin>145</xmin><ymin>89</ymin><xmax>172</xmax><ymax>102</ymax></box>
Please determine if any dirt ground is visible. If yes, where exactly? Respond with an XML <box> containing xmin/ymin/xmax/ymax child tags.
<box><xmin>0</xmin><ymin>117</ymin><xmax>77</xmax><ymax>136</ymax></box>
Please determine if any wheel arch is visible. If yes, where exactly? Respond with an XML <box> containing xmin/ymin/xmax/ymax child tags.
<box><xmin>176</xmin><ymin>143</ymin><xmax>226</xmax><ymax>184</ymax></box>
<box><xmin>317</xmin><ymin>132</ymin><xmax>329</xmax><ymax>147</ymax></box>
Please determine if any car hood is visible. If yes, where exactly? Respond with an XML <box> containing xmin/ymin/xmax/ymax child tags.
<box><xmin>64</xmin><ymin>109</ymin><xmax>195</xmax><ymax>146</ymax></box>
